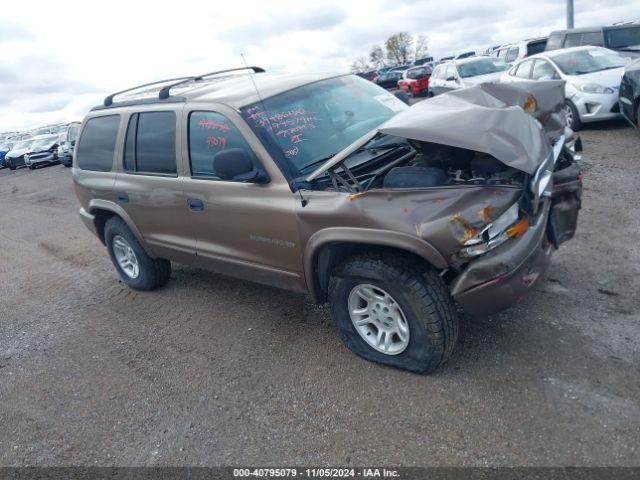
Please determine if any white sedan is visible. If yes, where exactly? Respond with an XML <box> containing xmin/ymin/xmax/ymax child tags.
<box><xmin>501</xmin><ymin>46</ymin><xmax>628</xmax><ymax>130</ymax></box>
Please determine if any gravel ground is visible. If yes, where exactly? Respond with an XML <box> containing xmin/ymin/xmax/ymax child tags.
<box><xmin>0</xmin><ymin>119</ymin><xmax>639</xmax><ymax>467</ymax></box>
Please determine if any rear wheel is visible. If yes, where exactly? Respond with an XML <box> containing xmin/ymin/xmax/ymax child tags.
<box><xmin>104</xmin><ymin>216</ymin><xmax>171</xmax><ymax>290</ymax></box>
<box><xmin>328</xmin><ymin>252</ymin><xmax>458</xmax><ymax>373</ymax></box>
<box><xmin>563</xmin><ymin>100</ymin><xmax>582</xmax><ymax>131</ymax></box>
<box><xmin>28</xmin><ymin>165</ymin><xmax>35</xmax><ymax>170</ymax></box>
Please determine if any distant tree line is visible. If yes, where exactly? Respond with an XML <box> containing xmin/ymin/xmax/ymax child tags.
<box><xmin>351</xmin><ymin>32</ymin><xmax>430</xmax><ymax>73</ymax></box>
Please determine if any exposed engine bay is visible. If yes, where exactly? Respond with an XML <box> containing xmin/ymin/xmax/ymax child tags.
<box><xmin>314</xmin><ymin>140</ymin><xmax>524</xmax><ymax>193</ymax></box>
<box><xmin>378</xmin><ymin>142</ymin><xmax>522</xmax><ymax>189</ymax></box>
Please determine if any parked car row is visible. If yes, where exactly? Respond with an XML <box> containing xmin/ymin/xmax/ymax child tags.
<box><xmin>0</xmin><ymin>122</ymin><xmax>80</xmax><ymax>170</ymax></box>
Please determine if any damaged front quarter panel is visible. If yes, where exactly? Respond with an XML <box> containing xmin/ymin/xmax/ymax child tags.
<box><xmin>300</xmin><ymin>81</ymin><xmax>580</xmax><ymax>316</ymax></box>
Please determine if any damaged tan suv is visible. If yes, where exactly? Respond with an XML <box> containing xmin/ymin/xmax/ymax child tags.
<box><xmin>74</xmin><ymin>67</ymin><xmax>582</xmax><ymax>373</ymax></box>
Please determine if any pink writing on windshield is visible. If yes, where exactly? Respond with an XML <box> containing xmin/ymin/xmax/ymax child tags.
<box><xmin>207</xmin><ymin>136</ymin><xmax>227</xmax><ymax>149</ymax></box>
<box><xmin>199</xmin><ymin>118</ymin><xmax>231</xmax><ymax>132</ymax></box>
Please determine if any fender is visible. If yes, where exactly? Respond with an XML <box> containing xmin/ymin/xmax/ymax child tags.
<box><xmin>304</xmin><ymin>227</ymin><xmax>448</xmax><ymax>302</ymax></box>
<box><xmin>87</xmin><ymin>199</ymin><xmax>156</xmax><ymax>257</ymax></box>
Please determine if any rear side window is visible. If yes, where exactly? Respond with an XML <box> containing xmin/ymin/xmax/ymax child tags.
<box><xmin>505</xmin><ymin>47</ymin><xmax>520</xmax><ymax>63</ymax></box>
<box><xmin>77</xmin><ymin>115</ymin><xmax>120</xmax><ymax>172</ymax></box>
<box><xmin>546</xmin><ymin>33</ymin><xmax>564</xmax><ymax>50</ymax></box>
<box><xmin>188</xmin><ymin>111</ymin><xmax>253</xmax><ymax>178</ymax></box>
<box><xmin>582</xmin><ymin>31</ymin><xmax>604</xmax><ymax>47</ymax></box>
<box><xmin>527</xmin><ymin>40</ymin><xmax>547</xmax><ymax>56</ymax></box>
<box><xmin>564</xmin><ymin>33</ymin><xmax>582</xmax><ymax>48</ymax></box>
<box><xmin>123</xmin><ymin>111</ymin><xmax>176</xmax><ymax>175</ymax></box>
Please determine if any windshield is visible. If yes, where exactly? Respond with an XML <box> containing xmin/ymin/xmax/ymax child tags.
<box><xmin>13</xmin><ymin>140</ymin><xmax>33</xmax><ymax>150</ymax></box>
<box><xmin>458</xmin><ymin>58</ymin><xmax>508</xmax><ymax>78</ymax></box>
<box><xmin>407</xmin><ymin>67</ymin><xmax>430</xmax><ymax>79</ymax></box>
<box><xmin>31</xmin><ymin>136</ymin><xmax>57</xmax><ymax>150</ymax></box>
<box><xmin>553</xmin><ymin>48</ymin><xmax>626</xmax><ymax>75</ymax></box>
<box><xmin>605</xmin><ymin>26</ymin><xmax>640</xmax><ymax>49</ymax></box>
<box><xmin>240</xmin><ymin>75</ymin><xmax>407</xmax><ymax>175</ymax></box>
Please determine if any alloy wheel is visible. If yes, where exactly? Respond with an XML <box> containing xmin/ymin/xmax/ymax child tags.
<box><xmin>112</xmin><ymin>235</ymin><xmax>140</xmax><ymax>279</ymax></box>
<box><xmin>348</xmin><ymin>284</ymin><xmax>410</xmax><ymax>355</ymax></box>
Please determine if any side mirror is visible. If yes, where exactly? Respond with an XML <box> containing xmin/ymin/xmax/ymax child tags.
<box><xmin>213</xmin><ymin>148</ymin><xmax>269</xmax><ymax>183</ymax></box>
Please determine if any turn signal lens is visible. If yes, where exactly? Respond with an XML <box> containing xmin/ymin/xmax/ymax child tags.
<box><xmin>507</xmin><ymin>218</ymin><xmax>528</xmax><ymax>238</ymax></box>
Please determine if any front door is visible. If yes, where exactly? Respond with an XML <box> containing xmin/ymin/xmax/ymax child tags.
<box><xmin>180</xmin><ymin>107</ymin><xmax>305</xmax><ymax>292</ymax></box>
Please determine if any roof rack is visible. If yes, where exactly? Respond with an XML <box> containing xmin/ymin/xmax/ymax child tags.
<box><xmin>101</xmin><ymin>66</ymin><xmax>265</xmax><ymax>108</ymax></box>
<box><xmin>158</xmin><ymin>66</ymin><xmax>265</xmax><ymax>99</ymax></box>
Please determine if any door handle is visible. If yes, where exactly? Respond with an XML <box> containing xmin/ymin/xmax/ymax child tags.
<box><xmin>116</xmin><ymin>192</ymin><xmax>129</xmax><ymax>203</ymax></box>
<box><xmin>187</xmin><ymin>198</ymin><xmax>204</xmax><ymax>212</ymax></box>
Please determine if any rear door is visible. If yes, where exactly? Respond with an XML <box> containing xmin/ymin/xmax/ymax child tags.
<box><xmin>113</xmin><ymin>107</ymin><xmax>195</xmax><ymax>262</ymax></box>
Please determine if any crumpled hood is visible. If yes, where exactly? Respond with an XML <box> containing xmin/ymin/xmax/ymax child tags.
<box><xmin>306</xmin><ymin>81</ymin><xmax>566</xmax><ymax>181</ymax></box>
<box><xmin>379</xmin><ymin>82</ymin><xmax>565</xmax><ymax>175</ymax></box>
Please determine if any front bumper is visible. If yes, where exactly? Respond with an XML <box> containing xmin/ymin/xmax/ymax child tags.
<box><xmin>25</xmin><ymin>153</ymin><xmax>56</xmax><ymax>166</ymax></box>
<box><xmin>572</xmin><ymin>91</ymin><xmax>621</xmax><ymax>123</ymax></box>
<box><xmin>450</xmin><ymin>202</ymin><xmax>553</xmax><ymax>317</ymax></box>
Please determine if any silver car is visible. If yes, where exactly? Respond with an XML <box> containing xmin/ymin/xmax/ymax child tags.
<box><xmin>501</xmin><ymin>46</ymin><xmax>628</xmax><ymax>130</ymax></box>
<box><xmin>429</xmin><ymin>57</ymin><xmax>509</xmax><ymax>97</ymax></box>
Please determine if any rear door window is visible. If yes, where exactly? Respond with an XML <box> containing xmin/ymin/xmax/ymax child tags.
<box><xmin>505</xmin><ymin>47</ymin><xmax>520</xmax><ymax>63</ymax></box>
<box><xmin>123</xmin><ymin>111</ymin><xmax>177</xmax><ymax>175</ymax></box>
<box><xmin>77</xmin><ymin>115</ymin><xmax>120</xmax><ymax>172</ymax></box>
<box><xmin>188</xmin><ymin>111</ymin><xmax>254</xmax><ymax>179</ymax></box>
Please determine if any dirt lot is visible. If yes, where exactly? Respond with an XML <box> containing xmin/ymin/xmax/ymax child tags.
<box><xmin>0</xmin><ymin>119</ymin><xmax>639</xmax><ymax>467</ymax></box>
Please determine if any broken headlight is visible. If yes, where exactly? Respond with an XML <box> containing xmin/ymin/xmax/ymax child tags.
<box><xmin>459</xmin><ymin>203</ymin><xmax>528</xmax><ymax>258</ymax></box>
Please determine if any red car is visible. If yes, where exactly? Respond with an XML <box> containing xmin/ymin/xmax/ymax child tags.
<box><xmin>397</xmin><ymin>66</ymin><xmax>431</xmax><ymax>96</ymax></box>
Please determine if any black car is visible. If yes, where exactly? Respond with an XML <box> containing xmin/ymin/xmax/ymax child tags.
<box><xmin>620</xmin><ymin>58</ymin><xmax>640</xmax><ymax>128</ymax></box>
<box><xmin>546</xmin><ymin>23</ymin><xmax>640</xmax><ymax>57</ymax></box>
<box><xmin>375</xmin><ymin>70</ymin><xmax>403</xmax><ymax>89</ymax></box>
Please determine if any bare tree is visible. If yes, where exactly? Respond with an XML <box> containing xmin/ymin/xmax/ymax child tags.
<box><xmin>351</xmin><ymin>57</ymin><xmax>370</xmax><ymax>73</ymax></box>
<box><xmin>369</xmin><ymin>45</ymin><xmax>385</xmax><ymax>67</ymax></box>
<box><xmin>385</xmin><ymin>32</ymin><xmax>413</xmax><ymax>65</ymax></box>
<box><xmin>414</xmin><ymin>34</ymin><xmax>429</xmax><ymax>60</ymax></box>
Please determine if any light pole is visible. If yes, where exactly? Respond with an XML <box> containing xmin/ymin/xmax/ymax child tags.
<box><xmin>567</xmin><ymin>0</ymin><xmax>574</xmax><ymax>28</ymax></box>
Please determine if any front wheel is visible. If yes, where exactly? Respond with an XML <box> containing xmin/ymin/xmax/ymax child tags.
<box><xmin>8</xmin><ymin>160</ymin><xmax>15</xmax><ymax>170</ymax></box>
<box><xmin>328</xmin><ymin>253</ymin><xmax>458</xmax><ymax>373</ymax></box>
<box><xmin>104</xmin><ymin>216</ymin><xmax>171</xmax><ymax>290</ymax></box>
<box><xmin>28</xmin><ymin>165</ymin><xmax>35</xmax><ymax>170</ymax></box>
<box><xmin>563</xmin><ymin>100</ymin><xmax>582</xmax><ymax>131</ymax></box>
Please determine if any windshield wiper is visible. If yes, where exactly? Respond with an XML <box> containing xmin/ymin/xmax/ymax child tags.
<box><xmin>297</xmin><ymin>154</ymin><xmax>336</xmax><ymax>175</ymax></box>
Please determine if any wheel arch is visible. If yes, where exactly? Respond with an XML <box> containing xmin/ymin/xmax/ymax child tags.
<box><xmin>87</xmin><ymin>199</ymin><xmax>155</xmax><ymax>257</ymax></box>
<box><xmin>304</xmin><ymin>227</ymin><xmax>448</xmax><ymax>304</ymax></box>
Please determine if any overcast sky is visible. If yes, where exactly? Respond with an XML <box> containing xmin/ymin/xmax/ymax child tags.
<box><xmin>0</xmin><ymin>0</ymin><xmax>637</xmax><ymax>132</ymax></box>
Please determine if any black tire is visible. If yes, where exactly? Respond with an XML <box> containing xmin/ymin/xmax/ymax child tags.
<box><xmin>28</xmin><ymin>165</ymin><xmax>35</xmax><ymax>170</ymax></box>
<box><xmin>564</xmin><ymin>100</ymin><xmax>582</xmax><ymax>131</ymax></box>
<box><xmin>8</xmin><ymin>160</ymin><xmax>15</xmax><ymax>170</ymax></box>
<box><xmin>104</xmin><ymin>216</ymin><xmax>171</xmax><ymax>290</ymax></box>
<box><xmin>328</xmin><ymin>252</ymin><xmax>458</xmax><ymax>373</ymax></box>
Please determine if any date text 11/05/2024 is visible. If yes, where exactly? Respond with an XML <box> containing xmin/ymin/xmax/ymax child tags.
<box><xmin>233</xmin><ymin>468</ymin><xmax>400</xmax><ymax>478</ymax></box>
